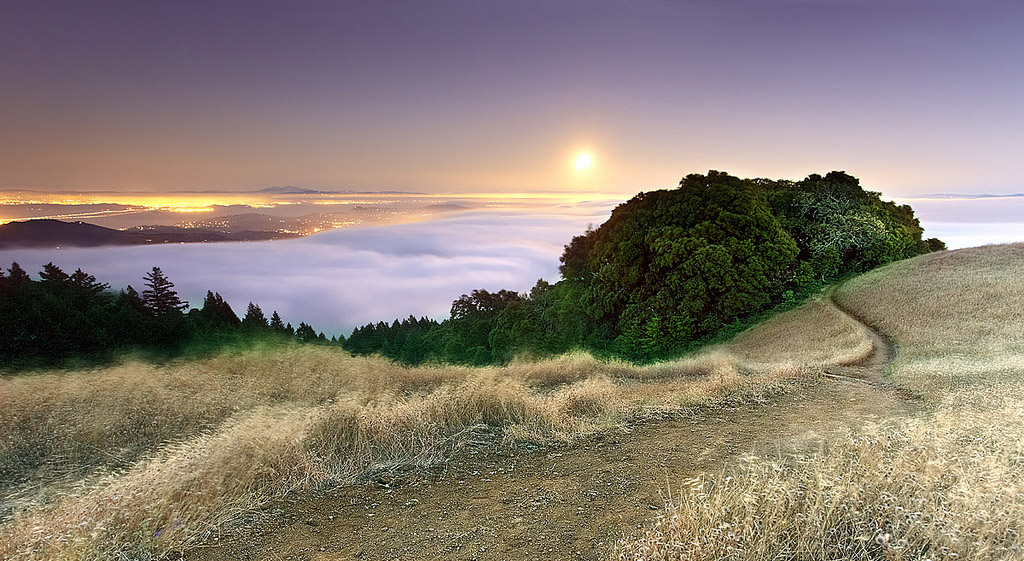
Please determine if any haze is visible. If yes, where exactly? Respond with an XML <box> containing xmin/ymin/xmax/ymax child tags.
<box><xmin>2</xmin><ymin>1</ymin><xmax>1022</xmax><ymax>196</ymax></box>
<box><xmin>3</xmin><ymin>1</ymin><xmax>1024</xmax><ymax>334</ymax></box>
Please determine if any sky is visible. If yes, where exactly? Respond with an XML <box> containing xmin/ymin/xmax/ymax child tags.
<box><xmin>2</xmin><ymin>0</ymin><xmax>1022</xmax><ymax>196</ymax></box>
<box><xmin>3</xmin><ymin>1</ymin><xmax>1024</xmax><ymax>332</ymax></box>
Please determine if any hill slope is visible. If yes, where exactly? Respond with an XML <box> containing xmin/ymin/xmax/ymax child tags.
<box><xmin>0</xmin><ymin>219</ymin><xmax>297</xmax><ymax>248</ymax></box>
<box><xmin>834</xmin><ymin>243</ymin><xmax>1024</xmax><ymax>395</ymax></box>
<box><xmin>623</xmin><ymin>243</ymin><xmax>1024</xmax><ymax>561</ymax></box>
<box><xmin>2</xmin><ymin>244</ymin><xmax>1022</xmax><ymax>560</ymax></box>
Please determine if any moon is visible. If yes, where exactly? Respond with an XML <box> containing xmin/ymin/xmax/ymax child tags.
<box><xmin>575</xmin><ymin>153</ymin><xmax>592</xmax><ymax>170</ymax></box>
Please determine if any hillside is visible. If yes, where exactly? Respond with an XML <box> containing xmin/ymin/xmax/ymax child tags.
<box><xmin>0</xmin><ymin>219</ymin><xmax>297</xmax><ymax>248</ymax></box>
<box><xmin>622</xmin><ymin>243</ymin><xmax>1024</xmax><ymax>561</ymax></box>
<box><xmin>1</xmin><ymin>244</ymin><xmax>1022</xmax><ymax>560</ymax></box>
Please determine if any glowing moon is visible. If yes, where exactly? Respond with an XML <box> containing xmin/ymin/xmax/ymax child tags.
<box><xmin>575</xmin><ymin>153</ymin><xmax>592</xmax><ymax>170</ymax></box>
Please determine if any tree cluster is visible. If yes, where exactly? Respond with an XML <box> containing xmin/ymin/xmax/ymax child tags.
<box><xmin>0</xmin><ymin>264</ymin><xmax>334</xmax><ymax>369</ymax></box>
<box><xmin>345</xmin><ymin>171</ymin><xmax>942</xmax><ymax>364</ymax></box>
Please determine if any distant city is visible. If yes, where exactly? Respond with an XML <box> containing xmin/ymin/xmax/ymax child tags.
<box><xmin>0</xmin><ymin>188</ymin><xmax>613</xmax><ymax>248</ymax></box>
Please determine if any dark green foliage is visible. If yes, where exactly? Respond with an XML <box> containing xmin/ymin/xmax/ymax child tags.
<box><xmin>241</xmin><ymin>302</ymin><xmax>269</xmax><ymax>332</ymax></box>
<box><xmin>0</xmin><ymin>264</ymin><xmax>330</xmax><ymax>371</ymax></box>
<box><xmin>552</xmin><ymin>170</ymin><xmax>935</xmax><ymax>361</ymax></box>
<box><xmin>763</xmin><ymin>171</ymin><xmax>931</xmax><ymax>283</ymax></box>
<box><xmin>269</xmin><ymin>310</ymin><xmax>286</xmax><ymax>332</ymax></box>
<box><xmin>142</xmin><ymin>267</ymin><xmax>187</xmax><ymax>316</ymax></box>
<box><xmin>346</xmin><ymin>170</ymin><xmax>939</xmax><ymax>365</ymax></box>
<box><xmin>445</xmin><ymin>290</ymin><xmax>523</xmax><ymax>365</ymax></box>
<box><xmin>194</xmin><ymin>291</ymin><xmax>241</xmax><ymax>331</ymax></box>
<box><xmin>295</xmin><ymin>322</ymin><xmax>318</xmax><ymax>342</ymax></box>
<box><xmin>926</xmin><ymin>238</ymin><xmax>947</xmax><ymax>252</ymax></box>
<box><xmin>575</xmin><ymin>172</ymin><xmax>801</xmax><ymax>360</ymax></box>
<box><xmin>344</xmin><ymin>316</ymin><xmax>441</xmax><ymax>364</ymax></box>
<box><xmin>2</xmin><ymin>170</ymin><xmax>937</xmax><ymax>370</ymax></box>
<box><xmin>112</xmin><ymin>286</ymin><xmax>150</xmax><ymax>347</ymax></box>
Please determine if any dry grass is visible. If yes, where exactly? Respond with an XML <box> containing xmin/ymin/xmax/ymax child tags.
<box><xmin>619</xmin><ymin>384</ymin><xmax>1024</xmax><ymax>561</ymax></box>
<box><xmin>834</xmin><ymin>242</ymin><xmax>1024</xmax><ymax>395</ymax></box>
<box><xmin>721</xmin><ymin>294</ymin><xmax>874</xmax><ymax>369</ymax></box>
<box><xmin>0</xmin><ymin>348</ymin><xmax>469</xmax><ymax>494</ymax></box>
<box><xmin>621</xmin><ymin>243</ymin><xmax>1024</xmax><ymax>560</ymax></box>
<box><xmin>0</xmin><ymin>293</ymin><xmax>868</xmax><ymax>560</ymax></box>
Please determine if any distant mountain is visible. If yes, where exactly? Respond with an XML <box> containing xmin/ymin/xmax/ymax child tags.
<box><xmin>0</xmin><ymin>220</ymin><xmax>127</xmax><ymax>248</ymax></box>
<box><xmin>912</xmin><ymin>193</ymin><xmax>1024</xmax><ymax>199</ymax></box>
<box><xmin>0</xmin><ymin>219</ymin><xmax>298</xmax><ymax>249</ymax></box>
<box><xmin>255</xmin><ymin>185</ymin><xmax>331</xmax><ymax>195</ymax></box>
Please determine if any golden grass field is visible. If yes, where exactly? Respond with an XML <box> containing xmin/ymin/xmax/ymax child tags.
<box><xmin>2</xmin><ymin>243</ymin><xmax>1022</xmax><ymax>560</ymax></box>
<box><xmin>0</xmin><ymin>288</ymin><xmax>872</xmax><ymax>559</ymax></box>
<box><xmin>619</xmin><ymin>243</ymin><xmax>1024</xmax><ymax>560</ymax></box>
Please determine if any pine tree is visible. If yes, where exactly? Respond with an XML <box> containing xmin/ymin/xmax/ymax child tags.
<box><xmin>199</xmin><ymin>291</ymin><xmax>240</xmax><ymax>329</ymax></box>
<box><xmin>269</xmin><ymin>310</ymin><xmax>286</xmax><ymax>332</ymax></box>
<box><xmin>7</xmin><ymin>262</ymin><xmax>30</xmax><ymax>285</ymax></box>
<box><xmin>142</xmin><ymin>267</ymin><xmax>187</xmax><ymax>316</ymax></box>
<box><xmin>113</xmin><ymin>286</ymin><xmax>150</xmax><ymax>346</ymax></box>
<box><xmin>39</xmin><ymin>262</ymin><xmax>70</xmax><ymax>285</ymax></box>
<box><xmin>69</xmin><ymin>268</ymin><xmax>109</xmax><ymax>306</ymax></box>
<box><xmin>120</xmin><ymin>285</ymin><xmax>149</xmax><ymax>315</ymax></box>
<box><xmin>241</xmin><ymin>302</ymin><xmax>269</xmax><ymax>331</ymax></box>
<box><xmin>295</xmin><ymin>322</ymin><xmax>317</xmax><ymax>342</ymax></box>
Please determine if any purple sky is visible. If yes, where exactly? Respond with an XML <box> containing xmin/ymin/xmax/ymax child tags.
<box><xmin>3</xmin><ymin>2</ymin><xmax>1023</xmax><ymax>332</ymax></box>
<box><xmin>2</xmin><ymin>1</ymin><xmax>1022</xmax><ymax>195</ymax></box>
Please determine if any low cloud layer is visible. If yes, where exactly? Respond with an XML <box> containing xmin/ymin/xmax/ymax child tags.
<box><xmin>897</xmin><ymin>197</ymin><xmax>1024</xmax><ymax>250</ymax></box>
<box><xmin>3</xmin><ymin>202</ymin><xmax>617</xmax><ymax>336</ymax></box>
<box><xmin>5</xmin><ymin>197</ymin><xmax>1022</xmax><ymax>336</ymax></box>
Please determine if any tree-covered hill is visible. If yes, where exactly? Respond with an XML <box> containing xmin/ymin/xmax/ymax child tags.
<box><xmin>346</xmin><ymin>171</ymin><xmax>942</xmax><ymax>364</ymax></box>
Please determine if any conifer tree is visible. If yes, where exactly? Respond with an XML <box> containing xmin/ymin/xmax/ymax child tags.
<box><xmin>241</xmin><ymin>302</ymin><xmax>269</xmax><ymax>331</ymax></box>
<box><xmin>39</xmin><ymin>262</ymin><xmax>70</xmax><ymax>286</ymax></box>
<box><xmin>295</xmin><ymin>322</ymin><xmax>317</xmax><ymax>342</ymax></box>
<box><xmin>199</xmin><ymin>291</ymin><xmax>240</xmax><ymax>329</ymax></box>
<box><xmin>69</xmin><ymin>268</ymin><xmax>109</xmax><ymax>306</ymax></box>
<box><xmin>119</xmin><ymin>285</ymin><xmax>148</xmax><ymax>315</ymax></box>
<box><xmin>142</xmin><ymin>267</ymin><xmax>187</xmax><ymax>316</ymax></box>
<box><xmin>7</xmin><ymin>262</ymin><xmax>30</xmax><ymax>286</ymax></box>
<box><xmin>269</xmin><ymin>310</ymin><xmax>286</xmax><ymax>332</ymax></box>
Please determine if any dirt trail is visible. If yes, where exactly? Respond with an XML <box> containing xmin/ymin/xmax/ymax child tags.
<box><xmin>823</xmin><ymin>295</ymin><xmax>906</xmax><ymax>393</ymax></box>
<box><xmin>194</xmin><ymin>302</ymin><xmax>911</xmax><ymax>561</ymax></box>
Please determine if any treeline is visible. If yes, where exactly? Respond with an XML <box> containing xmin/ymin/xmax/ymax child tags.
<box><xmin>345</xmin><ymin>171</ymin><xmax>944</xmax><ymax>364</ymax></box>
<box><xmin>0</xmin><ymin>264</ymin><xmax>335</xmax><ymax>369</ymax></box>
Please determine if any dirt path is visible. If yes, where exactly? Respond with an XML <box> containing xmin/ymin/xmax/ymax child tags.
<box><xmin>193</xmin><ymin>302</ymin><xmax>911</xmax><ymax>561</ymax></box>
<box><xmin>823</xmin><ymin>295</ymin><xmax>913</xmax><ymax>398</ymax></box>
